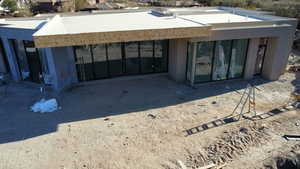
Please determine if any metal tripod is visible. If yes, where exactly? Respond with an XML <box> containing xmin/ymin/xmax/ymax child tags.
<box><xmin>231</xmin><ymin>84</ymin><xmax>257</xmax><ymax>120</ymax></box>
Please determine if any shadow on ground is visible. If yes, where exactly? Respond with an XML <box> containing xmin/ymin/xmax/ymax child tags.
<box><xmin>184</xmin><ymin>102</ymin><xmax>298</xmax><ymax>136</ymax></box>
<box><xmin>184</xmin><ymin>70</ymin><xmax>300</xmax><ymax>137</ymax></box>
<box><xmin>0</xmin><ymin>75</ymin><xmax>269</xmax><ymax>144</ymax></box>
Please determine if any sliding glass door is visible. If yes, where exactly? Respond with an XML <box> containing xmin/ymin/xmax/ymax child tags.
<box><xmin>107</xmin><ymin>43</ymin><xmax>123</xmax><ymax>77</ymax></box>
<box><xmin>212</xmin><ymin>40</ymin><xmax>232</xmax><ymax>81</ymax></box>
<box><xmin>194</xmin><ymin>41</ymin><xmax>214</xmax><ymax>83</ymax></box>
<box><xmin>228</xmin><ymin>39</ymin><xmax>248</xmax><ymax>79</ymax></box>
<box><xmin>140</xmin><ymin>41</ymin><xmax>154</xmax><ymax>74</ymax></box>
<box><xmin>187</xmin><ymin>39</ymin><xmax>249</xmax><ymax>85</ymax></box>
<box><xmin>125</xmin><ymin>42</ymin><xmax>139</xmax><ymax>75</ymax></box>
<box><xmin>92</xmin><ymin>44</ymin><xmax>109</xmax><ymax>79</ymax></box>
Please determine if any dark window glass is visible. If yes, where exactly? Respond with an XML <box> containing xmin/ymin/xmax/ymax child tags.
<box><xmin>107</xmin><ymin>43</ymin><xmax>122</xmax><ymax>77</ymax></box>
<box><xmin>92</xmin><ymin>44</ymin><xmax>109</xmax><ymax>79</ymax></box>
<box><xmin>194</xmin><ymin>41</ymin><xmax>214</xmax><ymax>83</ymax></box>
<box><xmin>228</xmin><ymin>39</ymin><xmax>248</xmax><ymax>79</ymax></box>
<box><xmin>125</xmin><ymin>42</ymin><xmax>139</xmax><ymax>75</ymax></box>
<box><xmin>74</xmin><ymin>45</ymin><xmax>94</xmax><ymax>81</ymax></box>
<box><xmin>212</xmin><ymin>40</ymin><xmax>232</xmax><ymax>81</ymax></box>
<box><xmin>154</xmin><ymin>40</ymin><xmax>168</xmax><ymax>73</ymax></box>
<box><xmin>140</xmin><ymin>41</ymin><xmax>154</xmax><ymax>74</ymax></box>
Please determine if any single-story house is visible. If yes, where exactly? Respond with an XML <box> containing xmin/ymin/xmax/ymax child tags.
<box><xmin>0</xmin><ymin>7</ymin><xmax>297</xmax><ymax>91</ymax></box>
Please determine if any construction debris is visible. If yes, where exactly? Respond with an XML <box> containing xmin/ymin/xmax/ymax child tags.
<box><xmin>185</xmin><ymin>123</ymin><xmax>270</xmax><ymax>168</ymax></box>
<box><xmin>148</xmin><ymin>113</ymin><xmax>156</xmax><ymax>119</ymax></box>
<box><xmin>178</xmin><ymin>160</ymin><xmax>187</xmax><ymax>169</ymax></box>
<box><xmin>288</xmin><ymin>65</ymin><xmax>300</xmax><ymax>72</ymax></box>
<box><xmin>196</xmin><ymin>163</ymin><xmax>216</xmax><ymax>169</ymax></box>
<box><xmin>283</xmin><ymin>135</ymin><xmax>300</xmax><ymax>141</ymax></box>
<box><xmin>30</xmin><ymin>98</ymin><xmax>59</xmax><ymax>113</ymax></box>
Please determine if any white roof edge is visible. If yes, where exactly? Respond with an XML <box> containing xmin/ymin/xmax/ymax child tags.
<box><xmin>33</xmin><ymin>15</ymin><xmax>67</xmax><ymax>36</ymax></box>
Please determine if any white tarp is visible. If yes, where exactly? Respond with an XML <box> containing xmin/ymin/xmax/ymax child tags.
<box><xmin>31</xmin><ymin>98</ymin><xmax>59</xmax><ymax>113</ymax></box>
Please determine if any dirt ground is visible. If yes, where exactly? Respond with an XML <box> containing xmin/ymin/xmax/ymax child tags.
<box><xmin>0</xmin><ymin>69</ymin><xmax>299</xmax><ymax>169</ymax></box>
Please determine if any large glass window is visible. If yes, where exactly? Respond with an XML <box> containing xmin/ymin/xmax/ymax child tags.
<box><xmin>140</xmin><ymin>41</ymin><xmax>154</xmax><ymax>74</ymax></box>
<box><xmin>125</xmin><ymin>42</ymin><xmax>139</xmax><ymax>75</ymax></box>
<box><xmin>154</xmin><ymin>40</ymin><xmax>168</xmax><ymax>73</ymax></box>
<box><xmin>228</xmin><ymin>39</ymin><xmax>248</xmax><ymax>79</ymax></box>
<box><xmin>194</xmin><ymin>41</ymin><xmax>214</xmax><ymax>83</ymax></box>
<box><xmin>92</xmin><ymin>44</ymin><xmax>109</xmax><ymax>79</ymax></box>
<box><xmin>187</xmin><ymin>39</ymin><xmax>249</xmax><ymax>84</ymax></box>
<box><xmin>212</xmin><ymin>40</ymin><xmax>232</xmax><ymax>81</ymax></box>
<box><xmin>73</xmin><ymin>40</ymin><xmax>169</xmax><ymax>82</ymax></box>
<box><xmin>107</xmin><ymin>43</ymin><xmax>123</xmax><ymax>77</ymax></box>
<box><xmin>74</xmin><ymin>45</ymin><xmax>94</xmax><ymax>81</ymax></box>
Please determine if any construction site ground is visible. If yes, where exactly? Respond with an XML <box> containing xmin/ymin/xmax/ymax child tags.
<box><xmin>0</xmin><ymin>68</ymin><xmax>299</xmax><ymax>169</ymax></box>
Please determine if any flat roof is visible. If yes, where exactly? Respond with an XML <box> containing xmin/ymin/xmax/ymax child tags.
<box><xmin>0</xmin><ymin>19</ymin><xmax>46</xmax><ymax>30</ymax></box>
<box><xmin>36</xmin><ymin>11</ymin><xmax>207</xmax><ymax>36</ymax></box>
<box><xmin>180</xmin><ymin>13</ymin><xmax>261</xmax><ymax>24</ymax></box>
<box><xmin>0</xmin><ymin>7</ymin><xmax>292</xmax><ymax>48</ymax></box>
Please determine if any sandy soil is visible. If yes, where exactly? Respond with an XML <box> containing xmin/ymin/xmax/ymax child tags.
<box><xmin>0</xmin><ymin>71</ymin><xmax>299</xmax><ymax>169</ymax></box>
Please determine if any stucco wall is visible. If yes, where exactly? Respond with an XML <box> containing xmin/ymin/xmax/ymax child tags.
<box><xmin>168</xmin><ymin>38</ymin><xmax>188</xmax><ymax>82</ymax></box>
<box><xmin>45</xmin><ymin>46</ymin><xmax>78</xmax><ymax>91</ymax></box>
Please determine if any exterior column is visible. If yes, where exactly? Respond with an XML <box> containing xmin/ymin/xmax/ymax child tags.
<box><xmin>44</xmin><ymin>47</ymin><xmax>59</xmax><ymax>89</ymax></box>
<box><xmin>168</xmin><ymin>38</ymin><xmax>188</xmax><ymax>82</ymax></box>
<box><xmin>1</xmin><ymin>38</ymin><xmax>21</xmax><ymax>81</ymax></box>
<box><xmin>262</xmin><ymin>35</ymin><xmax>290</xmax><ymax>80</ymax></box>
<box><xmin>45</xmin><ymin>46</ymin><xmax>78</xmax><ymax>91</ymax></box>
<box><xmin>243</xmin><ymin>38</ymin><xmax>260</xmax><ymax>79</ymax></box>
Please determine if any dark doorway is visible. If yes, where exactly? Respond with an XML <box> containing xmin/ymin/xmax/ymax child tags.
<box><xmin>23</xmin><ymin>41</ymin><xmax>43</xmax><ymax>83</ymax></box>
<box><xmin>254</xmin><ymin>38</ymin><xmax>268</xmax><ymax>75</ymax></box>
<box><xmin>11</xmin><ymin>39</ymin><xmax>43</xmax><ymax>83</ymax></box>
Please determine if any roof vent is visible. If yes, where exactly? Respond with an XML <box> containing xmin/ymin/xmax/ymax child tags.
<box><xmin>151</xmin><ymin>8</ymin><xmax>173</xmax><ymax>16</ymax></box>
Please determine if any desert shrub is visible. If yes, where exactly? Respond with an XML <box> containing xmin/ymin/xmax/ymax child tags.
<box><xmin>1</xmin><ymin>0</ymin><xmax>17</xmax><ymax>12</ymax></box>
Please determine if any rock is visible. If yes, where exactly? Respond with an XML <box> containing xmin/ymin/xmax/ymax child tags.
<box><xmin>148</xmin><ymin>114</ymin><xmax>156</xmax><ymax>119</ymax></box>
<box><xmin>239</xmin><ymin>127</ymin><xmax>249</xmax><ymax>133</ymax></box>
